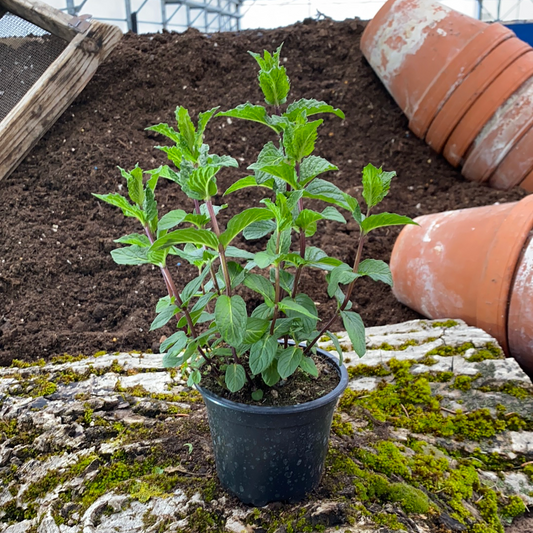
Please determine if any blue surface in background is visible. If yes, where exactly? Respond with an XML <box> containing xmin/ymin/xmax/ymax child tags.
<box><xmin>504</xmin><ymin>22</ymin><xmax>533</xmax><ymax>46</ymax></box>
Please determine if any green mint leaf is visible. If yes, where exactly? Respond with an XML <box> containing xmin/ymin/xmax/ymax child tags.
<box><xmin>160</xmin><ymin>330</ymin><xmax>187</xmax><ymax>353</ymax></box>
<box><xmin>251</xmin><ymin>389</ymin><xmax>264</xmax><ymax>401</ymax></box>
<box><xmin>303</xmin><ymin>179</ymin><xmax>349</xmax><ymax>211</ymax></box>
<box><xmin>361</xmin><ymin>213</ymin><xmax>416</xmax><ymax>234</ymax></box>
<box><xmin>143</xmin><ymin>188</ymin><xmax>158</xmax><ymax>231</ymax></box>
<box><xmin>327</xmin><ymin>264</ymin><xmax>359</xmax><ymax>297</ymax></box>
<box><xmin>321</xmin><ymin>206</ymin><xmax>346</xmax><ymax>223</ymax></box>
<box><xmin>196</xmin><ymin>107</ymin><xmax>220</xmax><ymax>147</ymax></box>
<box><xmin>284</xmin><ymin>293</ymin><xmax>318</xmax><ymax>333</ymax></box>
<box><xmin>258</xmin><ymin>162</ymin><xmax>298</xmax><ymax>189</ymax></box>
<box><xmin>187</xmin><ymin>369</ymin><xmax>201</xmax><ymax>387</ymax></box>
<box><xmin>340</xmin><ymin>310</ymin><xmax>366</xmax><ymax>357</ymax></box>
<box><xmin>243</xmin><ymin>274</ymin><xmax>275</xmax><ymax>304</ymax></box>
<box><xmin>299</xmin><ymin>356</ymin><xmax>319</xmax><ymax>377</ymax></box>
<box><xmin>150</xmin><ymin>303</ymin><xmax>178</xmax><ymax>331</ymax></box>
<box><xmin>243</xmin><ymin>219</ymin><xmax>276</xmax><ymax>240</ymax></box>
<box><xmin>217</xmin><ymin>103</ymin><xmax>274</xmax><ymax>129</ymax></box>
<box><xmin>225</xmin><ymin>364</ymin><xmax>246</xmax><ymax>392</ymax></box>
<box><xmin>215</xmin><ymin>295</ymin><xmax>247</xmax><ymax>346</ymax></box>
<box><xmin>261</xmin><ymin>361</ymin><xmax>280</xmax><ymax>387</ymax></box>
<box><xmin>188</xmin><ymin>166</ymin><xmax>219</xmax><ymax>200</ymax></box>
<box><xmin>295</xmin><ymin>209</ymin><xmax>323</xmax><ymax>238</ymax></box>
<box><xmin>258</xmin><ymin>65</ymin><xmax>290</xmax><ymax>106</ymax></box>
<box><xmin>181</xmin><ymin>267</ymin><xmax>211</xmax><ymax>306</ymax></box>
<box><xmin>283</xmin><ymin>120</ymin><xmax>323</xmax><ymax>163</ymax></box>
<box><xmin>114</xmin><ymin>233</ymin><xmax>150</xmax><ymax>247</ymax></box>
<box><xmin>249</xmin><ymin>335</ymin><xmax>278</xmax><ymax>375</ymax></box>
<box><xmin>152</xmin><ymin>228</ymin><xmax>219</xmax><ymax>251</ymax></box>
<box><xmin>362</xmin><ymin>163</ymin><xmax>395</xmax><ymax>209</ymax></box>
<box><xmin>254</xmin><ymin>251</ymin><xmax>277</xmax><ymax>269</ymax></box>
<box><xmin>147</xmin><ymin>247</ymin><xmax>167</xmax><ymax>267</ymax></box>
<box><xmin>358</xmin><ymin>259</ymin><xmax>393</xmax><ymax>286</ymax></box>
<box><xmin>145</xmin><ymin>123</ymin><xmax>180</xmax><ymax>144</ymax></box>
<box><xmin>110</xmin><ymin>245</ymin><xmax>150</xmax><ymax>266</ymax></box>
<box><xmin>278</xmin><ymin>270</ymin><xmax>295</xmax><ymax>294</ymax></box>
<box><xmin>206</xmin><ymin>154</ymin><xmax>238</xmax><ymax>169</ymax></box>
<box><xmin>225</xmin><ymin>246</ymin><xmax>255</xmax><ymax>260</ymax></box>
<box><xmin>155</xmin><ymin>145</ymin><xmax>183</xmax><ymax>168</ymax></box>
<box><xmin>93</xmin><ymin>193</ymin><xmax>144</xmax><ymax>222</ymax></box>
<box><xmin>243</xmin><ymin>318</ymin><xmax>270</xmax><ymax>345</ymax></box>
<box><xmin>219</xmin><ymin>208</ymin><xmax>274</xmax><ymax>248</ymax></box>
<box><xmin>224</xmin><ymin>176</ymin><xmax>259</xmax><ymax>196</ymax></box>
<box><xmin>342</xmin><ymin>193</ymin><xmax>363</xmax><ymax>225</ymax></box>
<box><xmin>326</xmin><ymin>331</ymin><xmax>344</xmax><ymax>366</ymax></box>
<box><xmin>118</xmin><ymin>165</ymin><xmax>144</xmax><ymax>206</ymax></box>
<box><xmin>299</xmin><ymin>155</ymin><xmax>338</xmax><ymax>186</ymax></box>
<box><xmin>156</xmin><ymin>295</ymin><xmax>173</xmax><ymax>313</ymax></box>
<box><xmin>175</xmin><ymin>106</ymin><xmax>197</xmax><ymax>158</ymax></box>
<box><xmin>277</xmin><ymin>346</ymin><xmax>303</xmax><ymax>379</ymax></box>
<box><xmin>248</xmin><ymin>141</ymin><xmax>284</xmax><ymax>171</ymax></box>
<box><xmin>158</xmin><ymin>209</ymin><xmax>187</xmax><ymax>231</ymax></box>
<box><xmin>251</xmin><ymin>303</ymin><xmax>274</xmax><ymax>319</ymax></box>
<box><xmin>285</xmin><ymin>98</ymin><xmax>345</xmax><ymax>121</ymax></box>
<box><xmin>182</xmin><ymin>213</ymin><xmax>210</xmax><ymax>229</ymax></box>
<box><xmin>279</xmin><ymin>297</ymin><xmax>319</xmax><ymax>321</ymax></box>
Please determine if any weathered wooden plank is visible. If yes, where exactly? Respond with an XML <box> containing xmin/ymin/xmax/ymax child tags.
<box><xmin>0</xmin><ymin>21</ymin><xmax>123</xmax><ymax>181</ymax></box>
<box><xmin>0</xmin><ymin>0</ymin><xmax>78</xmax><ymax>41</ymax></box>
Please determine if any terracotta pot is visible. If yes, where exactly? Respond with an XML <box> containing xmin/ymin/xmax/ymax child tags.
<box><xmin>390</xmin><ymin>195</ymin><xmax>533</xmax><ymax>356</ymax></box>
<box><xmin>508</xmin><ymin>235</ymin><xmax>533</xmax><ymax>376</ymax></box>
<box><xmin>487</xmin><ymin>122</ymin><xmax>533</xmax><ymax>190</ymax></box>
<box><xmin>425</xmin><ymin>37</ymin><xmax>531</xmax><ymax>154</ymax></box>
<box><xmin>442</xmin><ymin>51</ymin><xmax>533</xmax><ymax>167</ymax></box>
<box><xmin>461</xmin><ymin>77</ymin><xmax>533</xmax><ymax>186</ymax></box>
<box><xmin>409</xmin><ymin>22</ymin><xmax>514</xmax><ymax>139</ymax></box>
<box><xmin>360</xmin><ymin>0</ymin><xmax>488</xmax><ymax>121</ymax></box>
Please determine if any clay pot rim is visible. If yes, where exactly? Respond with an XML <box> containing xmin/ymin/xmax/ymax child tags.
<box><xmin>409</xmin><ymin>23</ymin><xmax>513</xmax><ymax>139</ymax></box>
<box><xmin>477</xmin><ymin>195</ymin><xmax>533</xmax><ymax>354</ymax></box>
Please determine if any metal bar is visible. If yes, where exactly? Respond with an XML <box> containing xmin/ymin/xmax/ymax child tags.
<box><xmin>165</xmin><ymin>0</ymin><xmax>242</xmax><ymax>18</ymax></box>
<box><xmin>66</xmin><ymin>0</ymin><xmax>76</xmax><ymax>15</ymax></box>
<box><xmin>125</xmin><ymin>0</ymin><xmax>132</xmax><ymax>30</ymax></box>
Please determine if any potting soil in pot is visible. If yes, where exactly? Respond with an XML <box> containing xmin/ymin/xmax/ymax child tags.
<box><xmin>0</xmin><ymin>18</ymin><xmax>527</xmax><ymax>365</ymax></box>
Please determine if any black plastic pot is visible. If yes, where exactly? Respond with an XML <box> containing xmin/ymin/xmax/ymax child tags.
<box><xmin>196</xmin><ymin>348</ymin><xmax>349</xmax><ymax>506</ymax></box>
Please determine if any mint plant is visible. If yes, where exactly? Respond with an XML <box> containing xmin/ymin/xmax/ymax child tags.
<box><xmin>95</xmin><ymin>44</ymin><xmax>415</xmax><ymax>399</ymax></box>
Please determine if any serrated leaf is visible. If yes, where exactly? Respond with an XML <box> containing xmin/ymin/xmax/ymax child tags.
<box><xmin>362</xmin><ymin>163</ymin><xmax>396</xmax><ymax>209</ymax></box>
<box><xmin>284</xmin><ymin>293</ymin><xmax>318</xmax><ymax>333</ymax></box>
<box><xmin>160</xmin><ymin>330</ymin><xmax>188</xmax><ymax>353</ymax></box>
<box><xmin>206</xmin><ymin>154</ymin><xmax>238</xmax><ymax>169</ymax></box>
<box><xmin>150</xmin><ymin>304</ymin><xmax>178</xmax><ymax>331</ymax></box>
<box><xmin>340</xmin><ymin>310</ymin><xmax>366</xmax><ymax>357</ymax></box>
<box><xmin>277</xmin><ymin>346</ymin><xmax>303</xmax><ymax>379</ymax></box>
<box><xmin>118</xmin><ymin>165</ymin><xmax>144</xmax><ymax>206</ymax></box>
<box><xmin>327</xmin><ymin>264</ymin><xmax>359</xmax><ymax>297</ymax></box>
<box><xmin>152</xmin><ymin>228</ymin><xmax>219</xmax><ymax>251</ymax></box>
<box><xmin>258</xmin><ymin>65</ymin><xmax>290</xmax><ymax>106</ymax></box>
<box><xmin>110</xmin><ymin>246</ymin><xmax>150</xmax><ymax>266</ymax></box>
<box><xmin>156</xmin><ymin>295</ymin><xmax>173</xmax><ymax>313</ymax></box>
<box><xmin>225</xmin><ymin>364</ymin><xmax>246</xmax><ymax>392</ymax></box>
<box><xmin>181</xmin><ymin>267</ymin><xmax>211</xmax><ymax>305</ymax></box>
<box><xmin>176</xmin><ymin>106</ymin><xmax>197</xmax><ymax>157</ymax></box>
<box><xmin>303</xmin><ymin>179</ymin><xmax>349</xmax><ymax>210</ymax></box>
<box><xmin>93</xmin><ymin>193</ymin><xmax>144</xmax><ymax>221</ymax></box>
<box><xmin>249</xmin><ymin>335</ymin><xmax>278</xmax><ymax>375</ymax></box>
<box><xmin>225</xmin><ymin>246</ymin><xmax>255</xmax><ymax>260</ymax></box>
<box><xmin>295</xmin><ymin>209</ymin><xmax>323</xmax><ymax>237</ymax></box>
<box><xmin>243</xmin><ymin>317</ymin><xmax>270</xmax><ymax>345</ymax></box>
<box><xmin>299</xmin><ymin>155</ymin><xmax>338</xmax><ymax>186</ymax></box>
<box><xmin>188</xmin><ymin>166</ymin><xmax>219</xmax><ymax>200</ymax></box>
<box><xmin>158</xmin><ymin>209</ymin><xmax>187</xmax><ymax>231</ymax></box>
<box><xmin>284</xmin><ymin>120</ymin><xmax>323</xmax><ymax>163</ymax></box>
<box><xmin>343</xmin><ymin>193</ymin><xmax>363</xmax><ymax>225</ymax></box>
<box><xmin>254</xmin><ymin>251</ymin><xmax>277</xmax><ymax>268</ymax></box>
<box><xmin>358</xmin><ymin>259</ymin><xmax>393</xmax><ymax>286</ymax></box>
<box><xmin>217</xmin><ymin>103</ymin><xmax>274</xmax><ymax>129</ymax></box>
<box><xmin>146</xmin><ymin>123</ymin><xmax>181</xmax><ymax>144</ymax></box>
<box><xmin>326</xmin><ymin>330</ymin><xmax>344</xmax><ymax>366</ymax></box>
<box><xmin>143</xmin><ymin>188</ymin><xmax>158</xmax><ymax>229</ymax></box>
<box><xmin>197</xmin><ymin>107</ymin><xmax>219</xmax><ymax>145</ymax></box>
<box><xmin>243</xmin><ymin>274</ymin><xmax>275</xmax><ymax>304</ymax></box>
<box><xmin>220</xmin><ymin>208</ymin><xmax>274</xmax><ymax>248</ymax></box>
<box><xmin>224</xmin><ymin>176</ymin><xmax>258</xmax><ymax>196</ymax></box>
<box><xmin>215</xmin><ymin>295</ymin><xmax>247</xmax><ymax>346</ymax></box>
<box><xmin>285</xmin><ymin>98</ymin><xmax>345</xmax><ymax>121</ymax></box>
<box><xmin>361</xmin><ymin>213</ymin><xmax>416</xmax><ymax>234</ymax></box>
<box><xmin>321</xmin><ymin>206</ymin><xmax>346</xmax><ymax>223</ymax></box>
<box><xmin>114</xmin><ymin>233</ymin><xmax>150</xmax><ymax>246</ymax></box>
<box><xmin>243</xmin><ymin>219</ymin><xmax>276</xmax><ymax>240</ymax></box>
<box><xmin>279</xmin><ymin>297</ymin><xmax>319</xmax><ymax>321</ymax></box>
<box><xmin>248</xmin><ymin>142</ymin><xmax>284</xmax><ymax>171</ymax></box>
<box><xmin>278</xmin><ymin>270</ymin><xmax>295</xmax><ymax>294</ymax></box>
<box><xmin>299</xmin><ymin>356</ymin><xmax>319</xmax><ymax>377</ymax></box>
<box><xmin>251</xmin><ymin>303</ymin><xmax>273</xmax><ymax>319</ymax></box>
<box><xmin>147</xmin><ymin>247</ymin><xmax>167</xmax><ymax>266</ymax></box>
<box><xmin>257</xmin><ymin>162</ymin><xmax>298</xmax><ymax>189</ymax></box>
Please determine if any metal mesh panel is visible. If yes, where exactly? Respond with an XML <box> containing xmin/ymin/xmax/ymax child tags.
<box><xmin>0</xmin><ymin>12</ymin><xmax>68</xmax><ymax>122</ymax></box>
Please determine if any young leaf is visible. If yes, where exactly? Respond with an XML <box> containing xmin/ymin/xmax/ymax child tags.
<box><xmin>327</xmin><ymin>264</ymin><xmax>359</xmax><ymax>297</ymax></box>
<box><xmin>158</xmin><ymin>209</ymin><xmax>187</xmax><ymax>231</ymax></box>
<box><xmin>147</xmin><ymin>247</ymin><xmax>167</xmax><ymax>267</ymax></box>
<box><xmin>283</xmin><ymin>120</ymin><xmax>323</xmax><ymax>163</ymax></box>
<box><xmin>299</xmin><ymin>156</ymin><xmax>338</xmax><ymax>186</ymax></box>
<box><xmin>285</xmin><ymin>98</ymin><xmax>345</xmax><ymax>121</ymax></box>
<box><xmin>277</xmin><ymin>346</ymin><xmax>303</xmax><ymax>379</ymax></box>
<box><xmin>152</xmin><ymin>228</ymin><xmax>219</xmax><ymax>251</ymax></box>
<box><xmin>215</xmin><ymin>295</ymin><xmax>247</xmax><ymax>346</ymax></box>
<box><xmin>340</xmin><ymin>310</ymin><xmax>366</xmax><ymax>357</ymax></box>
<box><xmin>175</xmin><ymin>106</ymin><xmax>197</xmax><ymax>158</ymax></box>
<box><xmin>248</xmin><ymin>142</ymin><xmax>284</xmax><ymax>171</ymax></box>
<box><xmin>150</xmin><ymin>303</ymin><xmax>178</xmax><ymax>331</ymax></box>
<box><xmin>258</xmin><ymin>64</ymin><xmax>291</xmax><ymax>107</ymax></box>
<box><xmin>225</xmin><ymin>364</ymin><xmax>247</xmax><ymax>392</ymax></box>
<box><xmin>361</xmin><ymin>213</ymin><xmax>416</xmax><ymax>234</ymax></box>
<box><xmin>303</xmin><ymin>179</ymin><xmax>349</xmax><ymax>210</ymax></box>
<box><xmin>225</xmin><ymin>246</ymin><xmax>255</xmax><ymax>260</ymax></box>
<box><xmin>118</xmin><ymin>165</ymin><xmax>144</xmax><ymax>206</ymax></box>
<box><xmin>196</xmin><ymin>107</ymin><xmax>220</xmax><ymax>145</ymax></box>
<box><xmin>114</xmin><ymin>233</ymin><xmax>150</xmax><ymax>247</ymax></box>
<box><xmin>93</xmin><ymin>193</ymin><xmax>144</xmax><ymax>221</ymax></box>
<box><xmin>243</xmin><ymin>317</ymin><xmax>270</xmax><ymax>345</ymax></box>
<box><xmin>219</xmin><ymin>208</ymin><xmax>274</xmax><ymax>248</ymax></box>
<box><xmin>143</xmin><ymin>188</ymin><xmax>158</xmax><ymax>230</ymax></box>
<box><xmin>295</xmin><ymin>209</ymin><xmax>323</xmax><ymax>237</ymax></box>
<box><xmin>279</xmin><ymin>297</ymin><xmax>319</xmax><ymax>321</ymax></box>
<box><xmin>343</xmin><ymin>193</ymin><xmax>363</xmax><ymax>225</ymax></box>
<box><xmin>224</xmin><ymin>176</ymin><xmax>258</xmax><ymax>196</ymax></box>
<box><xmin>362</xmin><ymin>164</ymin><xmax>395</xmax><ymax>209</ymax></box>
<box><xmin>257</xmin><ymin>162</ymin><xmax>298</xmax><ymax>189</ymax></box>
<box><xmin>217</xmin><ymin>103</ymin><xmax>274</xmax><ymax>129</ymax></box>
<box><xmin>358</xmin><ymin>259</ymin><xmax>393</xmax><ymax>286</ymax></box>
<box><xmin>299</xmin><ymin>356</ymin><xmax>319</xmax><ymax>377</ymax></box>
<box><xmin>181</xmin><ymin>266</ymin><xmax>211</xmax><ymax>305</ymax></box>
<box><xmin>187</xmin><ymin>369</ymin><xmax>202</xmax><ymax>387</ymax></box>
<box><xmin>110</xmin><ymin>246</ymin><xmax>150</xmax><ymax>266</ymax></box>
<box><xmin>252</xmin><ymin>389</ymin><xmax>264</xmax><ymax>401</ymax></box>
<box><xmin>321</xmin><ymin>206</ymin><xmax>346</xmax><ymax>224</ymax></box>
<box><xmin>254</xmin><ymin>251</ymin><xmax>277</xmax><ymax>269</ymax></box>
<box><xmin>156</xmin><ymin>295</ymin><xmax>173</xmax><ymax>313</ymax></box>
<box><xmin>249</xmin><ymin>335</ymin><xmax>278</xmax><ymax>375</ymax></box>
<box><xmin>188</xmin><ymin>166</ymin><xmax>219</xmax><ymax>200</ymax></box>
<box><xmin>146</xmin><ymin>123</ymin><xmax>181</xmax><ymax>144</ymax></box>
<box><xmin>326</xmin><ymin>330</ymin><xmax>345</xmax><ymax>366</ymax></box>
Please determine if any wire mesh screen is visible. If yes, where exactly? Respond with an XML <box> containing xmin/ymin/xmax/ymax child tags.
<box><xmin>0</xmin><ymin>11</ymin><xmax>68</xmax><ymax>122</ymax></box>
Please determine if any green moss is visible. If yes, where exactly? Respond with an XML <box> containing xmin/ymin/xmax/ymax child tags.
<box><xmin>331</xmin><ymin>413</ymin><xmax>354</xmax><ymax>436</ymax></box>
<box><xmin>465</xmin><ymin>343</ymin><xmax>504</xmax><ymax>362</ymax></box>
<box><xmin>452</xmin><ymin>375</ymin><xmax>474</xmax><ymax>392</ymax></box>
<box><xmin>425</xmin><ymin>342</ymin><xmax>474</xmax><ymax>357</ymax></box>
<box><xmin>114</xmin><ymin>381</ymin><xmax>201</xmax><ymax>403</ymax></box>
<box><xmin>10</xmin><ymin>358</ymin><xmax>46</xmax><ymax>368</ymax></box>
<box><xmin>347</xmin><ymin>363</ymin><xmax>391</xmax><ymax>379</ymax></box>
<box><xmin>129</xmin><ymin>480</ymin><xmax>164</xmax><ymax>503</ymax></box>
<box><xmin>370</xmin><ymin>339</ymin><xmax>419</xmax><ymax>351</ymax></box>
<box><xmin>476</xmin><ymin>489</ymin><xmax>503</xmax><ymax>533</ymax></box>
<box><xmin>354</xmin><ymin>441</ymin><xmax>410</xmax><ymax>479</ymax></box>
<box><xmin>431</xmin><ymin>320</ymin><xmax>459</xmax><ymax>328</ymax></box>
<box><xmin>478</xmin><ymin>382</ymin><xmax>532</xmax><ymax>400</ymax></box>
<box><xmin>373</xmin><ymin>512</ymin><xmax>406</xmax><ymax>530</ymax></box>
<box><xmin>50</xmin><ymin>354</ymin><xmax>88</xmax><ymax>364</ymax></box>
<box><xmin>387</xmin><ymin>483</ymin><xmax>429</xmax><ymax>514</ymax></box>
<box><xmin>187</xmin><ymin>507</ymin><xmax>224</xmax><ymax>533</ymax></box>
<box><xmin>501</xmin><ymin>495</ymin><xmax>526</xmax><ymax>519</ymax></box>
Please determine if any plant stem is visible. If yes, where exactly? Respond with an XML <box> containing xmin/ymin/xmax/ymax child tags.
<box><xmin>303</xmin><ymin>232</ymin><xmax>366</xmax><ymax>356</ymax></box>
<box><xmin>269</xmin><ymin>232</ymin><xmax>282</xmax><ymax>335</ymax></box>
<box><xmin>205</xmin><ymin>200</ymin><xmax>232</xmax><ymax>297</ymax></box>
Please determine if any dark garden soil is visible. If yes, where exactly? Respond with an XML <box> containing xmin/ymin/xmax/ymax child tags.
<box><xmin>0</xmin><ymin>18</ymin><xmax>527</xmax><ymax>366</ymax></box>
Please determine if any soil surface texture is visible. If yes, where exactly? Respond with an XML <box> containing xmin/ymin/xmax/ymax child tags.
<box><xmin>0</xmin><ymin>18</ymin><xmax>527</xmax><ymax>367</ymax></box>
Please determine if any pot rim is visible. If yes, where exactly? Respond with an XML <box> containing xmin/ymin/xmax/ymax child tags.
<box><xmin>195</xmin><ymin>345</ymin><xmax>349</xmax><ymax>415</ymax></box>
